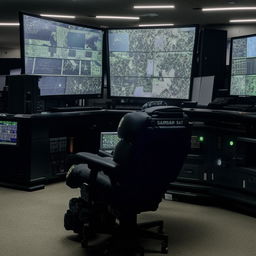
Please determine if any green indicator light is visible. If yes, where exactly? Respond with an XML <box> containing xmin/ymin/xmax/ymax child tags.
<box><xmin>199</xmin><ymin>136</ymin><xmax>204</xmax><ymax>142</ymax></box>
<box><xmin>229</xmin><ymin>140</ymin><xmax>234</xmax><ymax>146</ymax></box>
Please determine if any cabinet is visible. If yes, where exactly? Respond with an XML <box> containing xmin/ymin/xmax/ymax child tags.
<box><xmin>0</xmin><ymin>110</ymin><xmax>127</xmax><ymax>190</ymax></box>
<box><xmin>170</xmin><ymin>109</ymin><xmax>256</xmax><ymax>214</ymax></box>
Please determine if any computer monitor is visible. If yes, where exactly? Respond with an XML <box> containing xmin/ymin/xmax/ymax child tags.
<box><xmin>19</xmin><ymin>13</ymin><xmax>104</xmax><ymax>97</ymax></box>
<box><xmin>0</xmin><ymin>121</ymin><xmax>18</xmax><ymax>146</ymax></box>
<box><xmin>100</xmin><ymin>132</ymin><xmax>120</xmax><ymax>153</ymax></box>
<box><xmin>107</xmin><ymin>26</ymin><xmax>198</xmax><ymax>100</ymax></box>
<box><xmin>230</xmin><ymin>34</ymin><xmax>256</xmax><ymax>96</ymax></box>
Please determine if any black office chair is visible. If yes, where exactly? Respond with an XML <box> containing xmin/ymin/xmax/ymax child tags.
<box><xmin>64</xmin><ymin>106</ymin><xmax>191</xmax><ymax>255</ymax></box>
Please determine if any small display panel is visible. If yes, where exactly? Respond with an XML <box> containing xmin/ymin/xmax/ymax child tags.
<box><xmin>230</xmin><ymin>34</ymin><xmax>256</xmax><ymax>96</ymax></box>
<box><xmin>100</xmin><ymin>132</ymin><xmax>120</xmax><ymax>153</ymax></box>
<box><xmin>0</xmin><ymin>121</ymin><xmax>18</xmax><ymax>145</ymax></box>
<box><xmin>108</xmin><ymin>27</ymin><xmax>197</xmax><ymax>99</ymax></box>
<box><xmin>21</xmin><ymin>13</ymin><xmax>104</xmax><ymax>96</ymax></box>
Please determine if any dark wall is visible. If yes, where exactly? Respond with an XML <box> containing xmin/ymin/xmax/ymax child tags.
<box><xmin>197</xmin><ymin>28</ymin><xmax>227</xmax><ymax>97</ymax></box>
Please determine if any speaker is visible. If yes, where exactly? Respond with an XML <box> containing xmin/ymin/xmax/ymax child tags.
<box><xmin>6</xmin><ymin>75</ymin><xmax>44</xmax><ymax>114</ymax></box>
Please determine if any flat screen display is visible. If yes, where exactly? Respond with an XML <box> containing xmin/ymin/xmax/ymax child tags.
<box><xmin>0</xmin><ymin>121</ymin><xmax>17</xmax><ymax>145</ymax></box>
<box><xmin>107</xmin><ymin>27</ymin><xmax>197</xmax><ymax>99</ymax></box>
<box><xmin>20</xmin><ymin>13</ymin><xmax>104</xmax><ymax>96</ymax></box>
<box><xmin>100</xmin><ymin>132</ymin><xmax>120</xmax><ymax>153</ymax></box>
<box><xmin>230</xmin><ymin>34</ymin><xmax>256</xmax><ymax>96</ymax></box>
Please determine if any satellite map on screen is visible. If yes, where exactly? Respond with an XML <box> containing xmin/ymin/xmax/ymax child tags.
<box><xmin>101</xmin><ymin>132</ymin><xmax>120</xmax><ymax>152</ymax></box>
<box><xmin>108</xmin><ymin>27</ymin><xmax>196</xmax><ymax>99</ymax></box>
<box><xmin>231</xmin><ymin>35</ymin><xmax>256</xmax><ymax>96</ymax></box>
<box><xmin>22</xmin><ymin>14</ymin><xmax>103</xmax><ymax>95</ymax></box>
<box><xmin>0</xmin><ymin>121</ymin><xmax>17</xmax><ymax>145</ymax></box>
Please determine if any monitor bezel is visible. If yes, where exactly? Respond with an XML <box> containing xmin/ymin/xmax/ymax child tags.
<box><xmin>106</xmin><ymin>25</ymin><xmax>199</xmax><ymax>102</ymax></box>
<box><xmin>229</xmin><ymin>33</ymin><xmax>256</xmax><ymax>98</ymax></box>
<box><xmin>19</xmin><ymin>11</ymin><xmax>105</xmax><ymax>99</ymax></box>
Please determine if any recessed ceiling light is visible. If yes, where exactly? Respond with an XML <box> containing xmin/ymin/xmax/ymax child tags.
<box><xmin>134</xmin><ymin>5</ymin><xmax>175</xmax><ymax>9</ymax></box>
<box><xmin>0</xmin><ymin>23</ymin><xmax>19</xmax><ymax>26</ymax></box>
<box><xmin>202</xmin><ymin>7</ymin><xmax>256</xmax><ymax>11</ymax></box>
<box><xmin>230</xmin><ymin>19</ymin><xmax>256</xmax><ymax>23</ymax></box>
<box><xmin>96</xmin><ymin>16</ymin><xmax>140</xmax><ymax>20</ymax></box>
<box><xmin>139</xmin><ymin>23</ymin><xmax>174</xmax><ymax>27</ymax></box>
<box><xmin>40</xmin><ymin>14</ymin><xmax>76</xmax><ymax>19</ymax></box>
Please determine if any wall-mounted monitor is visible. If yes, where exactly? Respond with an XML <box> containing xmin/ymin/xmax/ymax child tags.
<box><xmin>107</xmin><ymin>26</ymin><xmax>198</xmax><ymax>100</ymax></box>
<box><xmin>19</xmin><ymin>13</ymin><xmax>104</xmax><ymax>97</ymax></box>
<box><xmin>0</xmin><ymin>121</ymin><xmax>17</xmax><ymax>146</ymax></box>
<box><xmin>230</xmin><ymin>34</ymin><xmax>256</xmax><ymax>96</ymax></box>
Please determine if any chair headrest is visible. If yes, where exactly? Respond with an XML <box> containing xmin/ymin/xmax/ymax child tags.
<box><xmin>141</xmin><ymin>100</ymin><xmax>167</xmax><ymax>110</ymax></box>
<box><xmin>144</xmin><ymin>106</ymin><xmax>183</xmax><ymax>118</ymax></box>
<box><xmin>117</xmin><ymin>112</ymin><xmax>149</xmax><ymax>141</ymax></box>
<box><xmin>117</xmin><ymin>106</ymin><xmax>187</xmax><ymax>141</ymax></box>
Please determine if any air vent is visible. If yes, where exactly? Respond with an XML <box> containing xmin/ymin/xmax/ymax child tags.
<box><xmin>140</xmin><ymin>13</ymin><xmax>159</xmax><ymax>17</ymax></box>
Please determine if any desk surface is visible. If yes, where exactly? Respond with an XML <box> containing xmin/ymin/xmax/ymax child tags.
<box><xmin>184</xmin><ymin>108</ymin><xmax>256</xmax><ymax>122</ymax></box>
<box><xmin>0</xmin><ymin>109</ymin><xmax>132</xmax><ymax>120</ymax></box>
<box><xmin>1</xmin><ymin>107</ymin><xmax>256</xmax><ymax>122</ymax></box>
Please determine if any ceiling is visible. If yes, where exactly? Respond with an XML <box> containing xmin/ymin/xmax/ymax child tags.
<box><xmin>1</xmin><ymin>0</ymin><xmax>256</xmax><ymax>48</ymax></box>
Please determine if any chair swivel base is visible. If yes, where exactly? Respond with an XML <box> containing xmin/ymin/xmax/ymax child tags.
<box><xmin>81</xmin><ymin>220</ymin><xmax>168</xmax><ymax>255</ymax></box>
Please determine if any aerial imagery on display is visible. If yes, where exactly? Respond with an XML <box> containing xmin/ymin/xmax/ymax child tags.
<box><xmin>23</xmin><ymin>14</ymin><xmax>103</xmax><ymax>95</ymax></box>
<box><xmin>108</xmin><ymin>27</ymin><xmax>196</xmax><ymax>99</ymax></box>
<box><xmin>231</xmin><ymin>35</ymin><xmax>256</xmax><ymax>96</ymax></box>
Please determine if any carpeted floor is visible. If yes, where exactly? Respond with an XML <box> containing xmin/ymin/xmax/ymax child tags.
<box><xmin>0</xmin><ymin>182</ymin><xmax>256</xmax><ymax>256</ymax></box>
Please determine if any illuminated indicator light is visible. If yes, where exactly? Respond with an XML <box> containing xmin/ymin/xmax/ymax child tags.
<box><xmin>229</xmin><ymin>140</ymin><xmax>234</xmax><ymax>146</ymax></box>
<box><xmin>217</xmin><ymin>158</ymin><xmax>222</xmax><ymax>166</ymax></box>
<box><xmin>199</xmin><ymin>136</ymin><xmax>204</xmax><ymax>142</ymax></box>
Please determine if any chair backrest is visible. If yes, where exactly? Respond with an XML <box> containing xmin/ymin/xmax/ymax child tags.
<box><xmin>112</xmin><ymin>106</ymin><xmax>191</xmax><ymax>212</ymax></box>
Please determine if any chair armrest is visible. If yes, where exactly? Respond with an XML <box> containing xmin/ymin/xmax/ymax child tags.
<box><xmin>98</xmin><ymin>150</ymin><xmax>113</xmax><ymax>157</ymax></box>
<box><xmin>75</xmin><ymin>152</ymin><xmax>118</xmax><ymax>171</ymax></box>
